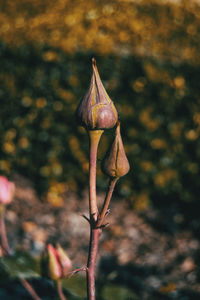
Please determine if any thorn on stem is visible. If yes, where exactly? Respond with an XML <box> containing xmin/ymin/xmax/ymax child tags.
<box><xmin>101</xmin><ymin>222</ymin><xmax>109</xmax><ymax>228</ymax></box>
<box><xmin>69</xmin><ymin>267</ymin><xmax>87</xmax><ymax>277</ymax></box>
<box><xmin>105</xmin><ymin>209</ymin><xmax>110</xmax><ymax>216</ymax></box>
<box><xmin>82</xmin><ymin>214</ymin><xmax>90</xmax><ymax>224</ymax></box>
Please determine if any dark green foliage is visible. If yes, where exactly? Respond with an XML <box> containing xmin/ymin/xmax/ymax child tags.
<box><xmin>0</xmin><ymin>42</ymin><xmax>200</xmax><ymax>227</ymax></box>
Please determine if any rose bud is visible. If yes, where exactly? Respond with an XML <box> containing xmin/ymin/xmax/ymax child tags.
<box><xmin>57</xmin><ymin>244</ymin><xmax>72</xmax><ymax>277</ymax></box>
<box><xmin>76</xmin><ymin>58</ymin><xmax>118</xmax><ymax>130</ymax></box>
<box><xmin>0</xmin><ymin>176</ymin><xmax>15</xmax><ymax>205</ymax></box>
<box><xmin>47</xmin><ymin>244</ymin><xmax>62</xmax><ymax>281</ymax></box>
<box><xmin>102</xmin><ymin>122</ymin><xmax>130</xmax><ymax>178</ymax></box>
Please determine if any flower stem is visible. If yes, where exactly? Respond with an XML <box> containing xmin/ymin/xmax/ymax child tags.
<box><xmin>96</xmin><ymin>177</ymin><xmax>118</xmax><ymax>228</ymax></box>
<box><xmin>56</xmin><ymin>280</ymin><xmax>67</xmax><ymax>300</ymax></box>
<box><xmin>21</xmin><ymin>279</ymin><xmax>42</xmax><ymax>300</ymax></box>
<box><xmin>87</xmin><ymin>227</ymin><xmax>101</xmax><ymax>300</ymax></box>
<box><xmin>86</xmin><ymin>130</ymin><xmax>103</xmax><ymax>300</ymax></box>
<box><xmin>0</xmin><ymin>205</ymin><xmax>10</xmax><ymax>256</ymax></box>
<box><xmin>0</xmin><ymin>206</ymin><xmax>41</xmax><ymax>300</ymax></box>
<box><xmin>88</xmin><ymin>130</ymin><xmax>104</xmax><ymax>222</ymax></box>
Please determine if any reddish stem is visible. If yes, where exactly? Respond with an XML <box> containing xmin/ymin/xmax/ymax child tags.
<box><xmin>21</xmin><ymin>279</ymin><xmax>42</xmax><ymax>300</ymax></box>
<box><xmin>56</xmin><ymin>279</ymin><xmax>67</xmax><ymax>300</ymax></box>
<box><xmin>86</xmin><ymin>130</ymin><xmax>104</xmax><ymax>300</ymax></box>
<box><xmin>87</xmin><ymin>228</ymin><xmax>101</xmax><ymax>300</ymax></box>
<box><xmin>0</xmin><ymin>207</ymin><xmax>10</xmax><ymax>256</ymax></box>
<box><xmin>96</xmin><ymin>177</ymin><xmax>118</xmax><ymax>228</ymax></box>
<box><xmin>0</xmin><ymin>207</ymin><xmax>41</xmax><ymax>300</ymax></box>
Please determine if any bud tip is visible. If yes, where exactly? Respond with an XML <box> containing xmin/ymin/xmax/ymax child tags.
<box><xmin>92</xmin><ymin>57</ymin><xmax>96</xmax><ymax>67</ymax></box>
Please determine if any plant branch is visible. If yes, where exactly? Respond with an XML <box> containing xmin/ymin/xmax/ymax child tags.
<box><xmin>21</xmin><ymin>279</ymin><xmax>42</xmax><ymax>300</ymax></box>
<box><xmin>87</xmin><ymin>227</ymin><xmax>101</xmax><ymax>300</ymax></box>
<box><xmin>86</xmin><ymin>129</ymin><xmax>104</xmax><ymax>300</ymax></box>
<box><xmin>0</xmin><ymin>206</ymin><xmax>10</xmax><ymax>256</ymax></box>
<box><xmin>0</xmin><ymin>206</ymin><xmax>41</xmax><ymax>300</ymax></box>
<box><xmin>96</xmin><ymin>177</ymin><xmax>118</xmax><ymax>228</ymax></box>
<box><xmin>56</xmin><ymin>279</ymin><xmax>67</xmax><ymax>300</ymax></box>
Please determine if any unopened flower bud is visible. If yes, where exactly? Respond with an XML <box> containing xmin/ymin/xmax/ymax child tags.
<box><xmin>102</xmin><ymin>123</ymin><xmax>130</xmax><ymax>178</ymax></box>
<box><xmin>76</xmin><ymin>58</ymin><xmax>118</xmax><ymax>130</ymax></box>
<box><xmin>46</xmin><ymin>244</ymin><xmax>72</xmax><ymax>281</ymax></box>
<box><xmin>47</xmin><ymin>244</ymin><xmax>62</xmax><ymax>280</ymax></box>
<box><xmin>57</xmin><ymin>244</ymin><xmax>72</xmax><ymax>277</ymax></box>
<box><xmin>0</xmin><ymin>176</ymin><xmax>15</xmax><ymax>205</ymax></box>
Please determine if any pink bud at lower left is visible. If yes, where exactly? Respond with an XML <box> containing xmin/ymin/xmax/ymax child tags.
<box><xmin>57</xmin><ymin>244</ymin><xmax>72</xmax><ymax>277</ymax></box>
<box><xmin>0</xmin><ymin>176</ymin><xmax>15</xmax><ymax>205</ymax></box>
<box><xmin>47</xmin><ymin>244</ymin><xmax>72</xmax><ymax>280</ymax></box>
<box><xmin>47</xmin><ymin>244</ymin><xmax>62</xmax><ymax>280</ymax></box>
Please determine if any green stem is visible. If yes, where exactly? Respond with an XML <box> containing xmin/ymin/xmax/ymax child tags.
<box><xmin>96</xmin><ymin>177</ymin><xmax>118</xmax><ymax>228</ymax></box>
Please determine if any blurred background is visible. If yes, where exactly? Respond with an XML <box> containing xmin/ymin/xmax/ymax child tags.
<box><xmin>0</xmin><ymin>0</ymin><xmax>200</xmax><ymax>298</ymax></box>
<box><xmin>1</xmin><ymin>0</ymin><xmax>200</xmax><ymax>227</ymax></box>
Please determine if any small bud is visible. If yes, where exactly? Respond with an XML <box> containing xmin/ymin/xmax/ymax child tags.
<box><xmin>57</xmin><ymin>244</ymin><xmax>72</xmax><ymax>277</ymax></box>
<box><xmin>46</xmin><ymin>244</ymin><xmax>72</xmax><ymax>280</ymax></box>
<box><xmin>0</xmin><ymin>176</ymin><xmax>15</xmax><ymax>205</ymax></box>
<box><xmin>76</xmin><ymin>58</ymin><xmax>118</xmax><ymax>130</ymax></box>
<box><xmin>47</xmin><ymin>244</ymin><xmax>62</xmax><ymax>280</ymax></box>
<box><xmin>102</xmin><ymin>123</ymin><xmax>130</xmax><ymax>178</ymax></box>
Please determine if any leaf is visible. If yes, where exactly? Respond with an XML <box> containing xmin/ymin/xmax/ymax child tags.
<box><xmin>62</xmin><ymin>275</ymin><xmax>86</xmax><ymax>299</ymax></box>
<box><xmin>102</xmin><ymin>284</ymin><xmax>139</xmax><ymax>300</ymax></box>
<box><xmin>0</xmin><ymin>251</ymin><xmax>41</xmax><ymax>280</ymax></box>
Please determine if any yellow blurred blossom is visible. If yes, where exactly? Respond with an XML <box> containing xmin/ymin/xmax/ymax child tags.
<box><xmin>68</xmin><ymin>75</ymin><xmax>79</xmax><ymax>87</ymax></box>
<box><xmin>140</xmin><ymin>161</ymin><xmax>153</xmax><ymax>172</ymax></box>
<box><xmin>170</xmin><ymin>122</ymin><xmax>184</xmax><ymax>138</ymax></box>
<box><xmin>159</xmin><ymin>282</ymin><xmax>176</xmax><ymax>294</ymax></box>
<box><xmin>36</xmin><ymin>97</ymin><xmax>47</xmax><ymax>108</ymax></box>
<box><xmin>0</xmin><ymin>160</ymin><xmax>11</xmax><ymax>172</ymax></box>
<box><xmin>118</xmin><ymin>104</ymin><xmax>134</xmax><ymax>116</ymax></box>
<box><xmin>132</xmin><ymin>192</ymin><xmax>150</xmax><ymax>212</ymax></box>
<box><xmin>193</xmin><ymin>112</ymin><xmax>200</xmax><ymax>125</ymax></box>
<box><xmin>52</xmin><ymin>162</ymin><xmax>63</xmax><ymax>176</ymax></box>
<box><xmin>173</xmin><ymin>76</ymin><xmax>185</xmax><ymax>89</ymax></box>
<box><xmin>154</xmin><ymin>169</ymin><xmax>178</xmax><ymax>187</ymax></box>
<box><xmin>43</xmin><ymin>51</ymin><xmax>60</xmax><ymax>62</ymax></box>
<box><xmin>145</xmin><ymin>63</ymin><xmax>171</xmax><ymax>84</ymax></box>
<box><xmin>3</xmin><ymin>142</ymin><xmax>16</xmax><ymax>154</ymax></box>
<box><xmin>18</xmin><ymin>137</ymin><xmax>29</xmax><ymax>149</ymax></box>
<box><xmin>28</xmin><ymin>111</ymin><xmax>38</xmax><ymax>122</ymax></box>
<box><xmin>0</xmin><ymin>0</ymin><xmax>199</xmax><ymax>64</ymax></box>
<box><xmin>41</xmin><ymin>116</ymin><xmax>52</xmax><ymax>129</ymax></box>
<box><xmin>53</xmin><ymin>101</ymin><xmax>63</xmax><ymax>111</ymax></box>
<box><xmin>151</xmin><ymin>138</ymin><xmax>167</xmax><ymax>149</ymax></box>
<box><xmin>185</xmin><ymin>129</ymin><xmax>198</xmax><ymax>141</ymax></box>
<box><xmin>139</xmin><ymin>107</ymin><xmax>160</xmax><ymax>131</ymax></box>
<box><xmin>22</xmin><ymin>96</ymin><xmax>32</xmax><ymax>107</ymax></box>
<box><xmin>57</xmin><ymin>88</ymin><xmax>74</xmax><ymax>102</ymax></box>
<box><xmin>5</xmin><ymin>129</ymin><xmax>17</xmax><ymax>140</ymax></box>
<box><xmin>40</xmin><ymin>165</ymin><xmax>51</xmax><ymax>177</ymax></box>
<box><xmin>46</xmin><ymin>181</ymin><xmax>67</xmax><ymax>207</ymax></box>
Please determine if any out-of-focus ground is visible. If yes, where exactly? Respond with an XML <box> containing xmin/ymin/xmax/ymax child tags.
<box><xmin>4</xmin><ymin>174</ymin><xmax>200</xmax><ymax>300</ymax></box>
